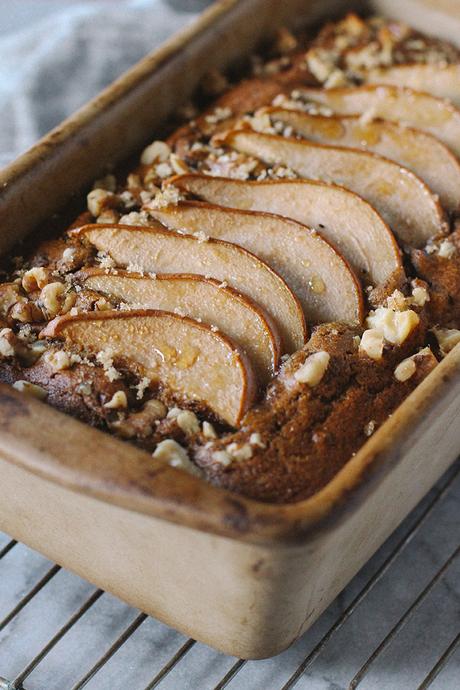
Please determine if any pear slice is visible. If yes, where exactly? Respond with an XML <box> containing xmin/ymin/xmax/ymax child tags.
<box><xmin>364</xmin><ymin>64</ymin><xmax>460</xmax><ymax>107</ymax></box>
<box><xmin>223</xmin><ymin>130</ymin><xmax>447</xmax><ymax>247</ymax></box>
<box><xmin>298</xmin><ymin>85</ymin><xmax>460</xmax><ymax>158</ymax></box>
<box><xmin>78</xmin><ymin>269</ymin><xmax>281</xmax><ymax>385</ymax></box>
<box><xmin>41</xmin><ymin>310</ymin><xmax>256</xmax><ymax>426</ymax></box>
<box><xmin>70</xmin><ymin>224</ymin><xmax>306</xmax><ymax>354</ymax></box>
<box><xmin>171</xmin><ymin>175</ymin><xmax>402</xmax><ymax>286</ymax></box>
<box><xmin>268</xmin><ymin>108</ymin><xmax>460</xmax><ymax>213</ymax></box>
<box><xmin>149</xmin><ymin>201</ymin><xmax>363</xmax><ymax>324</ymax></box>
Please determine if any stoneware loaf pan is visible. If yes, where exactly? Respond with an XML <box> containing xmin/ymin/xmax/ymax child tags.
<box><xmin>0</xmin><ymin>0</ymin><xmax>459</xmax><ymax>659</ymax></box>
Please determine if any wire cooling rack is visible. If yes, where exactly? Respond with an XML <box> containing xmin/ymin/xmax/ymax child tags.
<box><xmin>0</xmin><ymin>458</ymin><xmax>459</xmax><ymax>690</ymax></box>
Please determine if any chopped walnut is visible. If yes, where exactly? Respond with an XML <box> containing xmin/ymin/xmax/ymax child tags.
<box><xmin>147</xmin><ymin>185</ymin><xmax>182</xmax><ymax>210</ymax></box>
<box><xmin>62</xmin><ymin>247</ymin><xmax>77</xmax><ymax>264</ymax></box>
<box><xmin>364</xmin><ymin>420</ymin><xmax>376</xmax><ymax>437</ymax></box>
<box><xmin>247</xmin><ymin>110</ymin><xmax>276</xmax><ymax>135</ymax></box>
<box><xmin>366</xmin><ymin>307</ymin><xmax>420</xmax><ymax>346</ymax></box>
<box><xmin>204</xmin><ymin>106</ymin><xmax>232</xmax><ymax>125</ymax></box>
<box><xmin>94</xmin><ymin>298</ymin><xmax>112</xmax><ymax>311</ymax></box>
<box><xmin>39</xmin><ymin>282</ymin><xmax>76</xmax><ymax>318</ymax></box>
<box><xmin>176</xmin><ymin>410</ymin><xmax>200</xmax><ymax>436</ymax></box>
<box><xmin>126</xmin><ymin>173</ymin><xmax>141</xmax><ymax>190</ymax></box>
<box><xmin>324</xmin><ymin>68</ymin><xmax>348</xmax><ymax>88</ymax></box>
<box><xmin>140</xmin><ymin>140</ymin><xmax>171</xmax><ymax>166</ymax></box>
<box><xmin>394</xmin><ymin>357</ymin><xmax>417</xmax><ymax>382</ymax></box>
<box><xmin>104</xmin><ymin>390</ymin><xmax>128</xmax><ymax>409</ymax></box>
<box><xmin>10</xmin><ymin>300</ymin><xmax>44</xmax><ymax>323</ymax></box>
<box><xmin>112</xmin><ymin>398</ymin><xmax>167</xmax><ymax>439</ymax></box>
<box><xmin>0</xmin><ymin>284</ymin><xmax>23</xmax><ymax>317</ymax></box>
<box><xmin>438</xmin><ymin>240</ymin><xmax>456</xmax><ymax>259</ymax></box>
<box><xmin>166</xmin><ymin>407</ymin><xmax>182</xmax><ymax>420</ymax></box>
<box><xmin>359</xmin><ymin>328</ymin><xmax>384</xmax><ymax>361</ymax></box>
<box><xmin>411</xmin><ymin>284</ymin><xmax>430</xmax><ymax>308</ymax></box>
<box><xmin>143</xmin><ymin>398</ymin><xmax>168</xmax><ymax>419</ymax></box>
<box><xmin>87</xmin><ymin>188</ymin><xmax>117</xmax><ymax>217</ymax></box>
<box><xmin>212</xmin><ymin>449</ymin><xmax>232</xmax><ymax>466</ymax></box>
<box><xmin>293</xmin><ymin>351</ymin><xmax>330</xmax><ymax>386</ymax></box>
<box><xmin>118</xmin><ymin>211</ymin><xmax>151</xmax><ymax>226</ymax></box>
<box><xmin>155</xmin><ymin>162</ymin><xmax>173</xmax><ymax>179</ymax></box>
<box><xmin>12</xmin><ymin>380</ymin><xmax>48</xmax><ymax>400</ymax></box>
<box><xmin>250</xmin><ymin>432</ymin><xmax>266</xmax><ymax>448</ymax></box>
<box><xmin>44</xmin><ymin>349</ymin><xmax>72</xmax><ymax>372</ymax></box>
<box><xmin>204</xmin><ymin>151</ymin><xmax>259</xmax><ymax>180</ymax></box>
<box><xmin>0</xmin><ymin>328</ymin><xmax>15</xmax><ymax>357</ymax></box>
<box><xmin>22</xmin><ymin>267</ymin><xmax>51</xmax><ymax>293</ymax></box>
<box><xmin>305</xmin><ymin>47</ymin><xmax>338</xmax><ymax>82</ymax></box>
<box><xmin>153</xmin><ymin>439</ymin><xmax>201</xmax><ymax>476</ymax></box>
<box><xmin>432</xmin><ymin>327</ymin><xmax>460</xmax><ymax>356</ymax></box>
<box><xmin>169</xmin><ymin>154</ymin><xmax>190</xmax><ymax>175</ymax></box>
<box><xmin>345</xmin><ymin>41</ymin><xmax>392</xmax><ymax>73</ymax></box>
<box><xmin>202</xmin><ymin>421</ymin><xmax>217</xmax><ymax>439</ymax></box>
<box><xmin>226</xmin><ymin>442</ymin><xmax>253</xmax><ymax>461</ymax></box>
<box><xmin>386</xmin><ymin>289</ymin><xmax>408</xmax><ymax>311</ymax></box>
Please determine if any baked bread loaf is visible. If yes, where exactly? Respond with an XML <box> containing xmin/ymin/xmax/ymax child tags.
<box><xmin>1</xmin><ymin>13</ymin><xmax>460</xmax><ymax>502</ymax></box>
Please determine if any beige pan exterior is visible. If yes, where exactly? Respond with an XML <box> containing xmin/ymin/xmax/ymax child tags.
<box><xmin>0</xmin><ymin>0</ymin><xmax>460</xmax><ymax>659</ymax></box>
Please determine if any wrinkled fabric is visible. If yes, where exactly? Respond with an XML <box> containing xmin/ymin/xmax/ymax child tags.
<box><xmin>0</xmin><ymin>0</ymin><xmax>198</xmax><ymax>168</ymax></box>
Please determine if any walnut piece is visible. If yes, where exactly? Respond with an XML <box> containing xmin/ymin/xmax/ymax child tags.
<box><xmin>22</xmin><ymin>267</ymin><xmax>51</xmax><ymax>293</ymax></box>
<box><xmin>12</xmin><ymin>380</ymin><xmax>48</xmax><ymax>400</ymax></box>
<box><xmin>202</xmin><ymin>421</ymin><xmax>217</xmax><ymax>439</ymax></box>
<box><xmin>140</xmin><ymin>140</ymin><xmax>171</xmax><ymax>166</ymax></box>
<box><xmin>293</xmin><ymin>351</ymin><xmax>330</xmax><ymax>386</ymax></box>
<box><xmin>432</xmin><ymin>327</ymin><xmax>460</xmax><ymax>356</ymax></box>
<box><xmin>394</xmin><ymin>357</ymin><xmax>417</xmax><ymax>382</ymax></box>
<box><xmin>40</xmin><ymin>282</ymin><xmax>76</xmax><ymax>318</ymax></box>
<box><xmin>103</xmin><ymin>390</ymin><xmax>128</xmax><ymax>409</ymax></box>
<box><xmin>176</xmin><ymin>410</ymin><xmax>200</xmax><ymax>436</ymax></box>
<box><xmin>366</xmin><ymin>307</ymin><xmax>419</xmax><ymax>345</ymax></box>
<box><xmin>44</xmin><ymin>349</ymin><xmax>72</xmax><ymax>372</ymax></box>
<box><xmin>153</xmin><ymin>439</ymin><xmax>201</xmax><ymax>476</ymax></box>
<box><xmin>359</xmin><ymin>328</ymin><xmax>384</xmax><ymax>361</ymax></box>
<box><xmin>87</xmin><ymin>188</ymin><xmax>117</xmax><ymax>217</ymax></box>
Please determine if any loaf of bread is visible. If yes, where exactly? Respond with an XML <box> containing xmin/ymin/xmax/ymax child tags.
<box><xmin>1</xmin><ymin>13</ymin><xmax>459</xmax><ymax>502</ymax></box>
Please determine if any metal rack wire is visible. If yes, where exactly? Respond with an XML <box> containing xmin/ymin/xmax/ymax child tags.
<box><xmin>0</xmin><ymin>458</ymin><xmax>459</xmax><ymax>690</ymax></box>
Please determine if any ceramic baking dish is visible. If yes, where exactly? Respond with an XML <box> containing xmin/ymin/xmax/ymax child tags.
<box><xmin>0</xmin><ymin>0</ymin><xmax>459</xmax><ymax>660</ymax></box>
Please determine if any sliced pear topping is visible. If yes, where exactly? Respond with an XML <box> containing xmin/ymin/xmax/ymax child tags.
<box><xmin>268</xmin><ymin>108</ymin><xmax>460</xmax><ymax>213</ymax></box>
<box><xmin>298</xmin><ymin>85</ymin><xmax>460</xmax><ymax>158</ymax></box>
<box><xmin>172</xmin><ymin>175</ymin><xmax>401</xmax><ymax>285</ymax></box>
<box><xmin>71</xmin><ymin>223</ymin><xmax>305</xmax><ymax>354</ymax></box>
<box><xmin>223</xmin><ymin>130</ymin><xmax>447</xmax><ymax>247</ymax></box>
<box><xmin>364</xmin><ymin>64</ymin><xmax>460</xmax><ymax>107</ymax></box>
<box><xmin>40</xmin><ymin>310</ymin><xmax>257</xmax><ymax>426</ymax></box>
<box><xmin>149</xmin><ymin>202</ymin><xmax>363</xmax><ymax>324</ymax></box>
<box><xmin>79</xmin><ymin>269</ymin><xmax>280</xmax><ymax>386</ymax></box>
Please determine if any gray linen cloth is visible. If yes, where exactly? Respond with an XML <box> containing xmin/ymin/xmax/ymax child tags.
<box><xmin>0</xmin><ymin>0</ymin><xmax>200</xmax><ymax>168</ymax></box>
